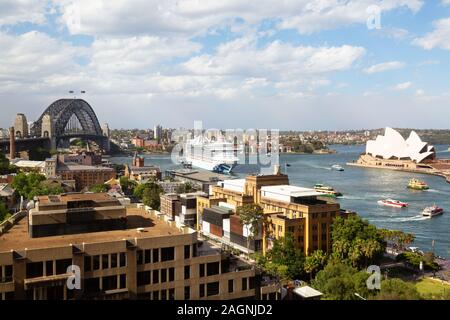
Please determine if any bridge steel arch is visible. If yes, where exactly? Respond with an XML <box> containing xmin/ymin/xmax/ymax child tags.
<box><xmin>33</xmin><ymin>99</ymin><xmax>103</xmax><ymax>137</ymax></box>
<box><xmin>32</xmin><ymin>99</ymin><xmax>108</xmax><ymax>151</ymax></box>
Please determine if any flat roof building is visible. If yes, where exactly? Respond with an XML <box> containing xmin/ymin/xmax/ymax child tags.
<box><xmin>0</xmin><ymin>193</ymin><xmax>261</xmax><ymax>300</ymax></box>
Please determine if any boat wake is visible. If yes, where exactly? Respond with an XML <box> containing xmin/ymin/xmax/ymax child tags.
<box><xmin>428</xmin><ymin>189</ymin><xmax>450</xmax><ymax>195</ymax></box>
<box><xmin>370</xmin><ymin>215</ymin><xmax>430</xmax><ymax>223</ymax></box>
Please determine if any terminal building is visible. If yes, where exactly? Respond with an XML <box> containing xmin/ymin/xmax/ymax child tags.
<box><xmin>0</xmin><ymin>193</ymin><xmax>270</xmax><ymax>300</ymax></box>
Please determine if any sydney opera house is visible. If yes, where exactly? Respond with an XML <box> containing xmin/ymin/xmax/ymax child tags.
<box><xmin>351</xmin><ymin>127</ymin><xmax>437</xmax><ymax>171</ymax></box>
<box><xmin>365</xmin><ymin>127</ymin><xmax>436</xmax><ymax>163</ymax></box>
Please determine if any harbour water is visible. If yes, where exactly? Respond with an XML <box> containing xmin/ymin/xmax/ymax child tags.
<box><xmin>111</xmin><ymin>144</ymin><xmax>450</xmax><ymax>258</ymax></box>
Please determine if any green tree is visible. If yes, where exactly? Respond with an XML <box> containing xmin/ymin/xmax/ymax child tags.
<box><xmin>331</xmin><ymin>215</ymin><xmax>386</xmax><ymax>268</ymax></box>
<box><xmin>375</xmin><ymin>278</ymin><xmax>421</xmax><ymax>300</ymax></box>
<box><xmin>237</xmin><ymin>204</ymin><xmax>264</xmax><ymax>256</ymax></box>
<box><xmin>140</xmin><ymin>182</ymin><xmax>164</xmax><ymax>210</ymax></box>
<box><xmin>176</xmin><ymin>182</ymin><xmax>194</xmax><ymax>194</ymax></box>
<box><xmin>12</xmin><ymin>172</ymin><xmax>62</xmax><ymax>200</ymax></box>
<box><xmin>312</xmin><ymin>262</ymin><xmax>373</xmax><ymax>300</ymax></box>
<box><xmin>266</xmin><ymin>233</ymin><xmax>306</xmax><ymax>280</ymax></box>
<box><xmin>120</xmin><ymin>176</ymin><xmax>136</xmax><ymax>194</ymax></box>
<box><xmin>304</xmin><ymin>250</ymin><xmax>327</xmax><ymax>280</ymax></box>
<box><xmin>0</xmin><ymin>201</ymin><xmax>11</xmax><ymax>222</ymax></box>
<box><xmin>90</xmin><ymin>184</ymin><xmax>111</xmax><ymax>193</ymax></box>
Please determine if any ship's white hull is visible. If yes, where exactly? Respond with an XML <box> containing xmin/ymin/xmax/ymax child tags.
<box><xmin>186</xmin><ymin>157</ymin><xmax>236</xmax><ymax>173</ymax></box>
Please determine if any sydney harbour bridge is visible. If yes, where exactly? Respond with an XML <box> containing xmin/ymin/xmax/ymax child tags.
<box><xmin>0</xmin><ymin>99</ymin><xmax>110</xmax><ymax>157</ymax></box>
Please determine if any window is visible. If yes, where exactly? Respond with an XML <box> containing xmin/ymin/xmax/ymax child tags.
<box><xmin>184</xmin><ymin>286</ymin><xmax>190</xmax><ymax>300</ymax></box>
<box><xmin>228</xmin><ymin>279</ymin><xmax>234</xmax><ymax>293</ymax></box>
<box><xmin>152</xmin><ymin>270</ymin><xmax>159</xmax><ymax>284</ymax></box>
<box><xmin>312</xmin><ymin>225</ymin><xmax>318</xmax><ymax>231</ymax></box>
<box><xmin>288</xmin><ymin>226</ymin><xmax>295</xmax><ymax>233</ymax></box>
<box><xmin>207</xmin><ymin>262</ymin><xmax>220</xmax><ymax>276</ymax></box>
<box><xmin>102</xmin><ymin>275</ymin><xmax>117</xmax><ymax>291</ymax></box>
<box><xmin>207</xmin><ymin>282</ymin><xmax>220</xmax><ymax>297</ymax></box>
<box><xmin>152</xmin><ymin>291</ymin><xmax>159</xmax><ymax>300</ymax></box>
<box><xmin>199</xmin><ymin>264</ymin><xmax>205</xmax><ymax>277</ymax></box>
<box><xmin>93</xmin><ymin>255</ymin><xmax>100</xmax><ymax>270</ymax></box>
<box><xmin>199</xmin><ymin>284</ymin><xmax>205</xmax><ymax>298</ymax></box>
<box><xmin>4</xmin><ymin>265</ymin><xmax>12</xmax><ymax>283</ymax></box>
<box><xmin>184</xmin><ymin>266</ymin><xmax>190</xmax><ymax>280</ymax></box>
<box><xmin>161</xmin><ymin>269</ymin><xmax>167</xmax><ymax>283</ymax></box>
<box><xmin>161</xmin><ymin>290</ymin><xmax>167</xmax><ymax>300</ymax></box>
<box><xmin>144</xmin><ymin>250</ymin><xmax>151</xmax><ymax>264</ymax></box>
<box><xmin>84</xmin><ymin>256</ymin><xmax>91</xmax><ymax>272</ymax></box>
<box><xmin>169</xmin><ymin>288</ymin><xmax>175</xmax><ymax>300</ymax></box>
<box><xmin>111</xmin><ymin>254</ymin><xmax>117</xmax><ymax>268</ymax></box>
<box><xmin>192</xmin><ymin>243</ymin><xmax>198</xmax><ymax>257</ymax></box>
<box><xmin>85</xmin><ymin>278</ymin><xmax>100</xmax><ymax>293</ymax></box>
<box><xmin>321</xmin><ymin>234</ymin><xmax>327</xmax><ymax>241</ymax></box>
<box><xmin>249</xmin><ymin>277</ymin><xmax>255</xmax><ymax>290</ymax></box>
<box><xmin>242</xmin><ymin>278</ymin><xmax>248</xmax><ymax>291</ymax></box>
<box><xmin>56</xmin><ymin>259</ymin><xmax>72</xmax><ymax>275</ymax></box>
<box><xmin>46</xmin><ymin>260</ymin><xmax>54</xmax><ymax>276</ymax></box>
<box><xmin>137</xmin><ymin>271</ymin><xmax>151</xmax><ymax>286</ymax></box>
<box><xmin>102</xmin><ymin>254</ymin><xmax>109</xmax><ymax>269</ymax></box>
<box><xmin>153</xmin><ymin>249</ymin><xmax>159</xmax><ymax>263</ymax></box>
<box><xmin>312</xmin><ymin>235</ymin><xmax>318</xmax><ymax>242</ymax></box>
<box><xmin>26</xmin><ymin>262</ymin><xmax>43</xmax><ymax>278</ymax></box>
<box><xmin>184</xmin><ymin>245</ymin><xmax>190</xmax><ymax>259</ymax></box>
<box><xmin>321</xmin><ymin>212</ymin><xmax>327</xmax><ymax>218</ymax></box>
<box><xmin>169</xmin><ymin>268</ymin><xmax>175</xmax><ymax>282</ymax></box>
<box><xmin>120</xmin><ymin>274</ymin><xmax>126</xmax><ymax>289</ymax></box>
<box><xmin>297</xmin><ymin>236</ymin><xmax>304</xmax><ymax>243</ymax></box>
<box><xmin>312</xmin><ymin>213</ymin><xmax>318</xmax><ymax>219</ymax></box>
<box><xmin>161</xmin><ymin>247</ymin><xmax>175</xmax><ymax>262</ymax></box>
<box><xmin>119</xmin><ymin>253</ymin><xmax>126</xmax><ymax>267</ymax></box>
<box><xmin>321</xmin><ymin>223</ymin><xmax>327</xmax><ymax>231</ymax></box>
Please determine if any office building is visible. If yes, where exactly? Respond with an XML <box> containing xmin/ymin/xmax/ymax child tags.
<box><xmin>0</xmin><ymin>193</ymin><xmax>263</xmax><ymax>300</ymax></box>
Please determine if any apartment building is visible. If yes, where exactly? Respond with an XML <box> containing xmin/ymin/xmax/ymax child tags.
<box><xmin>0</xmin><ymin>193</ymin><xmax>261</xmax><ymax>300</ymax></box>
<box><xmin>160</xmin><ymin>192</ymin><xmax>208</xmax><ymax>228</ymax></box>
<box><xmin>196</xmin><ymin>172</ymin><xmax>348</xmax><ymax>256</ymax></box>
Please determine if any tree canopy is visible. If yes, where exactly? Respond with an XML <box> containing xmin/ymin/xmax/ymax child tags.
<box><xmin>89</xmin><ymin>184</ymin><xmax>111</xmax><ymax>193</ymax></box>
<box><xmin>12</xmin><ymin>172</ymin><xmax>63</xmax><ymax>200</ymax></box>
<box><xmin>331</xmin><ymin>215</ymin><xmax>386</xmax><ymax>268</ymax></box>
<box><xmin>376</xmin><ymin>278</ymin><xmax>421</xmax><ymax>300</ymax></box>
<box><xmin>133</xmin><ymin>182</ymin><xmax>164</xmax><ymax>210</ymax></box>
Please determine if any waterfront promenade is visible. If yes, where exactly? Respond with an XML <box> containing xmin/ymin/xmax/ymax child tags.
<box><xmin>347</xmin><ymin>158</ymin><xmax>450</xmax><ymax>184</ymax></box>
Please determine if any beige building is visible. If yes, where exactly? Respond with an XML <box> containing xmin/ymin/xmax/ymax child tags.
<box><xmin>0</xmin><ymin>193</ymin><xmax>263</xmax><ymax>300</ymax></box>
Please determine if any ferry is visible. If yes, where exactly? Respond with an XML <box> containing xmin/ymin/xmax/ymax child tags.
<box><xmin>314</xmin><ymin>184</ymin><xmax>343</xmax><ymax>198</ymax></box>
<box><xmin>422</xmin><ymin>205</ymin><xmax>444</xmax><ymax>218</ymax></box>
<box><xmin>331</xmin><ymin>164</ymin><xmax>344</xmax><ymax>171</ymax></box>
<box><xmin>183</xmin><ymin>136</ymin><xmax>240</xmax><ymax>174</ymax></box>
<box><xmin>407</xmin><ymin>178</ymin><xmax>429</xmax><ymax>190</ymax></box>
<box><xmin>377</xmin><ymin>199</ymin><xmax>409</xmax><ymax>208</ymax></box>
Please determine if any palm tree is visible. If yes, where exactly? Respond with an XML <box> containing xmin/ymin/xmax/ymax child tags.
<box><xmin>237</xmin><ymin>204</ymin><xmax>264</xmax><ymax>258</ymax></box>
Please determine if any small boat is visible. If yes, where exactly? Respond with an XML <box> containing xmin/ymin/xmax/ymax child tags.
<box><xmin>407</xmin><ymin>178</ymin><xmax>429</xmax><ymax>190</ymax></box>
<box><xmin>422</xmin><ymin>205</ymin><xmax>444</xmax><ymax>217</ymax></box>
<box><xmin>377</xmin><ymin>199</ymin><xmax>408</xmax><ymax>208</ymax></box>
<box><xmin>331</xmin><ymin>164</ymin><xmax>344</xmax><ymax>171</ymax></box>
<box><xmin>314</xmin><ymin>184</ymin><xmax>343</xmax><ymax>198</ymax></box>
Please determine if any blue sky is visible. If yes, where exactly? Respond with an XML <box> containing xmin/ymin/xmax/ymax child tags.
<box><xmin>1</xmin><ymin>0</ymin><xmax>450</xmax><ymax>130</ymax></box>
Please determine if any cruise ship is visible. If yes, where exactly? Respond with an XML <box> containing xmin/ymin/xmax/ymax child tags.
<box><xmin>183</xmin><ymin>136</ymin><xmax>240</xmax><ymax>174</ymax></box>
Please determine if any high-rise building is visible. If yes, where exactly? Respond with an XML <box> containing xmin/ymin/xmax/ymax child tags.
<box><xmin>153</xmin><ymin>125</ymin><xmax>163</xmax><ymax>144</ymax></box>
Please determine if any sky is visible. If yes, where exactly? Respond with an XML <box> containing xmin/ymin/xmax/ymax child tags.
<box><xmin>1</xmin><ymin>0</ymin><xmax>450</xmax><ymax>131</ymax></box>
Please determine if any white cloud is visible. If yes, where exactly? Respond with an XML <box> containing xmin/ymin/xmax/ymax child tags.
<box><xmin>90</xmin><ymin>36</ymin><xmax>201</xmax><ymax>74</ymax></box>
<box><xmin>413</xmin><ymin>18</ymin><xmax>450</xmax><ymax>50</ymax></box>
<box><xmin>0</xmin><ymin>0</ymin><xmax>48</xmax><ymax>26</ymax></box>
<box><xmin>183</xmin><ymin>37</ymin><xmax>365</xmax><ymax>79</ymax></box>
<box><xmin>392</xmin><ymin>81</ymin><xmax>412</xmax><ymax>90</ymax></box>
<box><xmin>54</xmin><ymin>0</ymin><xmax>424</xmax><ymax>36</ymax></box>
<box><xmin>415</xmin><ymin>89</ymin><xmax>425</xmax><ymax>96</ymax></box>
<box><xmin>363</xmin><ymin>61</ymin><xmax>406</xmax><ymax>74</ymax></box>
<box><xmin>0</xmin><ymin>31</ymin><xmax>84</xmax><ymax>83</ymax></box>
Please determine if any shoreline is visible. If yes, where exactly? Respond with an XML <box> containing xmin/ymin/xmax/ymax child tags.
<box><xmin>346</xmin><ymin>162</ymin><xmax>450</xmax><ymax>184</ymax></box>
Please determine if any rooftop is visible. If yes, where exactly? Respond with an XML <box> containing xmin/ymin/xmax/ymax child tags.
<box><xmin>218</xmin><ymin>179</ymin><xmax>246</xmax><ymax>193</ymax></box>
<box><xmin>170</xmin><ymin>169</ymin><xmax>231</xmax><ymax>183</ymax></box>
<box><xmin>57</xmin><ymin>162</ymin><xmax>114</xmax><ymax>172</ymax></box>
<box><xmin>0</xmin><ymin>207</ymin><xmax>184</xmax><ymax>252</ymax></box>
<box><xmin>261</xmin><ymin>185</ymin><xmax>322</xmax><ymax>198</ymax></box>
<box><xmin>36</xmin><ymin>192</ymin><xmax>114</xmax><ymax>205</ymax></box>
<box><xmin>293</xmin><ymin>286</ymin><xmax>323</xmax><ymax>299</ymax></box>
<box><xmin>11</xmin><ymin>159</ymin><xmax>45</xmax><ymax>168</ymax></box>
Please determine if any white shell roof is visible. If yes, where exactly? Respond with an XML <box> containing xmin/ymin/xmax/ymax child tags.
<box><xmin>366</xmin><ymin>127</ymin><xmax>435</xmax><ymax>163</ymax></box>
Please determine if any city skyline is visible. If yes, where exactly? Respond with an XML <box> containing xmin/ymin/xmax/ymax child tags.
<box><xmin>1</xmin><ymin>1</ymin><xmax>450</xmax><ymax>130</ymax></box>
